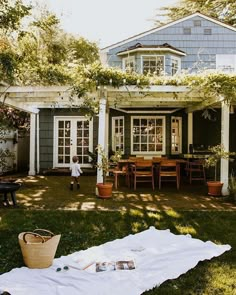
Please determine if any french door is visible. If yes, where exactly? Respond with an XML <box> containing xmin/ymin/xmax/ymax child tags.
<box><xmin>54</xmin><ymin>116</ymin><xmax>93</xmax><ymax>167</ymax></box>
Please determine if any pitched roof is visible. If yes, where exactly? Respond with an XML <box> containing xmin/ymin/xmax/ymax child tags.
<box><xmin>117</xmin><ymin>42</ymin><xmax>186</xmax><ymax>56</ymax></box>
<box><xmin>101</xmin><ymin>12</ymin><xmax>236</xmax><ymax>52</ymax></box>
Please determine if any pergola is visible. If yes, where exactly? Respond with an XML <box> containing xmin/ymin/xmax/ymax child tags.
<box><xmin>0</xmin><ymin>84</ymin><xmax>231</xmax><ymax>194</ymax></box>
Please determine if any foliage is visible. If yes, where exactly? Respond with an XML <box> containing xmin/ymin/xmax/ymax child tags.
<box><xmin>0</xmin><ymin>103</ymin><xmax>29</xmax><ymax>130</ymax></box>
<box><xmin>96</xmin><ymin>144</ymin><xmax>122</xmax><ymax>184</ymax></box>
<box><xmin>228</xmin><ymin>172</ymin><xmax>236</xmax><ymax>198</ymax></box>
<box><xmin>0</xmin><ymin>148</ymin><xmax>15</xmax><ymax>173</ymax></box>
<box><xmin>155</xmin><ymin>0</ymin><xmax>236</xmax><ymax>27</ymax></box>
<box><xmin>204</xmin><ymin>144</ymin><xmax>236</xmax><ymax>181</ymax></box>
<box><xmin>0</xmin><ymin>0</ymin><xmax>31</xmax><ymax>32</ymax></box>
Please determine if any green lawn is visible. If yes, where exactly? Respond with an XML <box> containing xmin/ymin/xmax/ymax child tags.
<box><xmin>0</xmin><ymin>209</ymin><xmax>235</xmax><ymax>295</ymax></box>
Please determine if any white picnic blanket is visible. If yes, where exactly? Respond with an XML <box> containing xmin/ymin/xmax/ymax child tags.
<box><xmin>0</xmin><ymin>227</ymin><xmax>231</xmax><ymax>295</ymax></box>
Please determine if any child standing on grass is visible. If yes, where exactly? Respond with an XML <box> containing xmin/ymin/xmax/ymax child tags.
<box><xmin>70</xmin><ymin>155</ymin><xmax>83</xmax><ymax>190</ymax></box>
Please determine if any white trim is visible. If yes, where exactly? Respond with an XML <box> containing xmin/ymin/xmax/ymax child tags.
<box><xmin>187</xmin><ymin>113</ymin><xmax>193</xmax><ymax>153</ymax></box>
<box><xmin>53</xmin><ymin>116</ymin><xmax>93</xmax><ymax>168</ymax></box>
<box><xmin>97</xmin><ymin>98</ymin><xmax>107</xmax><ymax>185</ymax></box>
<box><xmin>171</xmin><ymin>116</ymin><xmax>182</xmax><ymax>154</ymax></box>
<box><xmin>122</xmin><ymin>56</ymin><xmax>136</xmax><ymax>71</ymax></box>
<box><xmin>131</xmin><ymin>116</ymin><xmax>166</xmax><ymax>155</ymax></box>
<box><xmin>112</xmin><ymin>116</ymin><xmax>125</xmax><ymax>153</ymax></box>
<box><xmin>220</xmin><ymin>102</ymin><xmax>230</xmax><ymax>195</ymax></box>
<box><xmin>171</xmin><ymin>56</ymin><xmax>181</xmax><ymax>75</ymax></box>
<box><xmin>118</xmin><ymin>48</ymin><xmax>186</xmax><ymax>57</ymax></box>
<box><xmin>109</xmin><ymin>107</ymin><xmax>181</xmax><ymax>114</ymax></box>
<box><xmin>141</xmin><ymin>55</ymin><xmax>165</xmax><ymax>75</ymax></box>
<box><xmin>28</xmin><ymin>113</ymin><xmax>36</xmax><ymax>175</ymax></box>
<box><xmin>101</xmin><ymin>12</ymin><xmax>236</xmax><ymax>52</ymax></box>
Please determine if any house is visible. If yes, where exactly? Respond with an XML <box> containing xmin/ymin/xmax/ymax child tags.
<box><xmin>0</xmin><ymin>12</ymin><xmax>236</xmax><ymax>193</ymax></box>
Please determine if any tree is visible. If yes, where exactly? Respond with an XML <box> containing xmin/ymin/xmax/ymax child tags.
<box><xmin>0</xmin><ymin>0</ymin><xmax>31</xmax><ymax>32</ymax></box>
<box><xmin>155</xmin><ymin>0</ymin><xmax>236</xmax><ymax>27</ymax></box>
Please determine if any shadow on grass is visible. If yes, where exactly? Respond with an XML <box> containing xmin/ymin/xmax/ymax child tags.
<box><xmin>3</xmin><ymin>175</ymin><xmax>235</xmax><ymax>212</ymax></box>
<box><xmin>0</xmin><ymin>209</ymin><xmax>235</xmax><ymax>294</ymax></box>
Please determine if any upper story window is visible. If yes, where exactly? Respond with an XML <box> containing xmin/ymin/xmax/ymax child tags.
<box><xmin>171</xmin><ymin>57</ymin><xmax>181</xmax><ymax>76</ymax></box>
<box><xmin>193</xmin><ymin>20</ymin><xmax>201</xmax><ymax>27</ymax></box>
<box><xmin>216</xmin><ymin>55</ymin><xmax>236</xmax><ymax>72</ymax></box>
<box><xmin>112</xmin><ymin>117</ymin><xmax>124</xmax><ymax>153</ymax></box>
<box><xmin>204</xmin><ymin>28</ymin><xmax>212</xmax><ymax>35</ymax></box>
<box><xmin>131</xmin><ymin>116</ymin><xmax>165</xmax><ymax>154</ymax></box>
<box><xmin>122</xmin><ymin>56</ymin><xmax>135</xmax><ymax>73</ymax></box>
<box><xmin>183</xmin><ymin>27</ymin><xmax>191</xmax><ymax>35</ymax></box>
<box><xmin>141</xmin><ymin>55</ymin><xmax>164</xmax><ymax>76</ymax></box>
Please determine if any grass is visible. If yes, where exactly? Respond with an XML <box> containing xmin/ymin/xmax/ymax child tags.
<box><xmin>0</xmin><ymin>175</ymin><xmax>236</xmax><ymax>294</ymax></box>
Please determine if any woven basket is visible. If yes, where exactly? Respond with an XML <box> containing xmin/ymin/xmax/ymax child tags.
<box><xmin>18</xmin><ymin>229</ymin><xmax>61</xmax><ymax>269</ymax></box>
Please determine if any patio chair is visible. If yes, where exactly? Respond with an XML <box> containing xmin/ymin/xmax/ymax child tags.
<box><xmin>185</xmin><ymin>160</ymin><xmax>206</xmax><ymax>184</ymax></box>
<box><xmin>159</xmin><ymin>160</ymin><xmax>179</xmax><ymax>189</ymax></box>
<box><xmin>133</xmin><ymin>160</ymin><xmax>154</xmax><ymax>190</ymax></box>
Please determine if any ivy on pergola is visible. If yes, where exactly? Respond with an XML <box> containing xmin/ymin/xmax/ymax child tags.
<box><xmin>71</xmin><ymin>63</ymin><xmax>236</xmax><ymax>116</ymax></box>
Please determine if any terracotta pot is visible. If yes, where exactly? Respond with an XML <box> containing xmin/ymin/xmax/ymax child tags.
<box><xmin>207</xmin><ymin>181</ymin><xmax>223</xmax><ymax>196</ymax></box>
<box><xmin>96</xmin><ymin>182</ymin><xmax>113</xmax><ymax>199</ymax></box>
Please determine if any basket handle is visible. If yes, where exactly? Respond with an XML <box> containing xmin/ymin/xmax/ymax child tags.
<box><xmin>33</xmin><ymin>229</ymin><xmax>55</xmax><ymax>237</ymax></box>
<box><xmin>23</xmin><ymin>232</ymin><xmax>45</xmax><ymax>244</ymax></box>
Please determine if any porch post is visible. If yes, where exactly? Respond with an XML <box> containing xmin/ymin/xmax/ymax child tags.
<box><xmin>36</xmin><ymin>112</ymin><xmax>40</xmax><ymax>174</ymax></box>
<box><xmin>187</xmin><ymin>112</ymin><xmax>193</xmax><ymax>153</ymax></box>
<box><xmin>28</xmin><ymin>113</ymin><xmax>36</xmax><ymax>175</ymax></box>
<box><xmin>96</xmin><ymin>89</ymin><xmax>107</xmax><ymax>185</ymax></box>
<box><xmin>220</xmin><ymin>101</ymin><xmax>230</xmax><ymax>195</ymax></box>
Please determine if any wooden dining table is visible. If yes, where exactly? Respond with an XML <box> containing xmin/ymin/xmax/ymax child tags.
<box><xmin>115</xmin><ymin>158</ymin><xmax>187</xmax><ymax>189</ymax></box>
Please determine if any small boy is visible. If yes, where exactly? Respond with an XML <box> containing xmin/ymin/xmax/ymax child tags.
<box><xmin>70</xmin><ymin>155</ymin><xmax>83</xmax><ymax>190</ymax></box>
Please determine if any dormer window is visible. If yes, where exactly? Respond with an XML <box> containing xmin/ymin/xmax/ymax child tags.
<box><xmin>142</xmin><ymin>55</ymin><xmax>164</xmax><ymax>76</ymax></box>
<box><xmin>122</xmin><ymin>56</ymin><xmax>135</xmax><ymax>73</ymax></box>
<box><xmin>171</xmin><ymin>57</ymin><xmax>181</xmax><ymax>75</ymax></box>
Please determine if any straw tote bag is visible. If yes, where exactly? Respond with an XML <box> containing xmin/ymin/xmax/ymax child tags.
<box><xmin>18</xmin><ymin>229</ymin><xmax>61</xmax><ymax>269</ymax></box>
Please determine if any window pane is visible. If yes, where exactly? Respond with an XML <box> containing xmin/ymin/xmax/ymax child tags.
<box><xmin>132</xmin><ymin>117</ymin><xmax>164</xmax><ymax>153</ymax></box>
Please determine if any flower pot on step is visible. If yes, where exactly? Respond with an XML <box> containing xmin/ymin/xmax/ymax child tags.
<box><xmin>207</xmin><ymin>181</ymin><xmax>223</xmax><ymax>196</ymax></box>
<box><xmin>96</xmin><ymin>182</ymin><xmax>113</xmax><ymax>199</ymax></box>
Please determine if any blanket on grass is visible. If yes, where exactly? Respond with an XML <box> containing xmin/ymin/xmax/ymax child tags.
<box><xmin>0</xmin><ymin>227</ymin><xmax>231</xmax><ymax>295</ymax></box>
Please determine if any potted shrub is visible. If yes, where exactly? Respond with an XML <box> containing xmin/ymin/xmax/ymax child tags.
<box><xmin>205</xmin><ymin>144</ymin><xmax>235</xmax><ymax>196</ymax></box>
<box><xmin>96</xmin><ymin>145</ymin><xmax>121</xmax><ymax>198</ymax></box>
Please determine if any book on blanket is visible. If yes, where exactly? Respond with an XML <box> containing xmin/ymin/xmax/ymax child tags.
<box><xmin>96</xmin><ymin>260</ymin><xmax>135</xmax><ymax>272</ymax></box>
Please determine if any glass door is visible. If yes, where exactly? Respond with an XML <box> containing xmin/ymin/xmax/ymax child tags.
<box><xmin>54</xmin><ymin>117</ymin><xmax>92</xmax><ymax>167</ymax></box>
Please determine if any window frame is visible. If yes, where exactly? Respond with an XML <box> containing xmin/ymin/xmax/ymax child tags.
<box><xmin>131</xmin><ymin>116</ymin><xmax>166</xmax><ymax>155</ymax></box>
<box><xmin>122</xmin><ymin>56</ymin><xmax>135</xmax><ymax>72</ymax></box>
<box><xmin>141</xmin><ymin>55</ymin><xmax>165</xmax><ymax>76</ymax></box>
<box><xmin>112</xmin><ymin>116</ymin><xmax>125</xmax><ymax>154</ymax></box>
<box><xmin>171</xmin><ymin>57</ymin><xmax>181</xmax><ymax>76</ymax></box>
<box><xmin>171</xmin><ymin>116</ymin><xmax>182</xmax><ymax>154</ymax></box>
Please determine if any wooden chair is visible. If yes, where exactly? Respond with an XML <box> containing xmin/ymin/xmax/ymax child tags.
<box><xmin>159</xmin><ymin>160</ymin><xmax>179</xmax><ymax>189</ymax></box>
<box><xmin>133</xmin><ymin>160</ymin><xmax>154</xmax><ymax>190</ymax></box>
<box><xmin>185</xmin><ymin>160</ymin><xmax>206</xmax><ymax>184</ymax></box>
<box><xmin>128</xmin><ymin>157</ymin><xmax>144</xmax><ymax>186</ymax></box>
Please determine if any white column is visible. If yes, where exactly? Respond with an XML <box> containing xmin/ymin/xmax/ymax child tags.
<box><xmin>221</xmin><ymin>101</ymin><xmax>230</xmax><ymax>195</ymax></box>
<box><xmin>187</xmin><ymin>112</ymin><xmax>193</xmax><ymax>153</ymax></box>
<box><xmin>28</xmin><ymin>113</ymin><xmax>36</xmax><ymax>175</ymax></box>
<box><xmin>36</xmin><ymin>112</ymin><xmax>40</xmax><ymax>174</ymax></box>
<box><xmin>96</xmin><ymin>96</ymin><xmax>107</xmax><ymax>184</ymax></box>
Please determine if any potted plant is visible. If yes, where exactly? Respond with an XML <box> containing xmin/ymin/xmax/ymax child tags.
<box><xmin>204</xmin><ymin>144</ymin><xmax>235</xmax><ymax>196</ymax></box>
<box><xmin>96</xmin><ymin>145</ymin><xmax>122</xmax><ymax>198</ymax></box>
<box><xmin>228</xmin><ymin>172</ymin><xmax>236</xmax><ymax>202</ymax></box>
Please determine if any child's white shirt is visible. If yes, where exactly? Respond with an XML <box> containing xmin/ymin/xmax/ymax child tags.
<box><xmin>70</xmin><ymin>163</ymin><xmax>83</xmax><ymax>177</ymax></box>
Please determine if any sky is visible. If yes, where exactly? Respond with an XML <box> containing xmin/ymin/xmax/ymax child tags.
<box><xmin>26</xmin><ymin>0</ymin><xmax>177</xmax><ymax>48</ymax></box>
